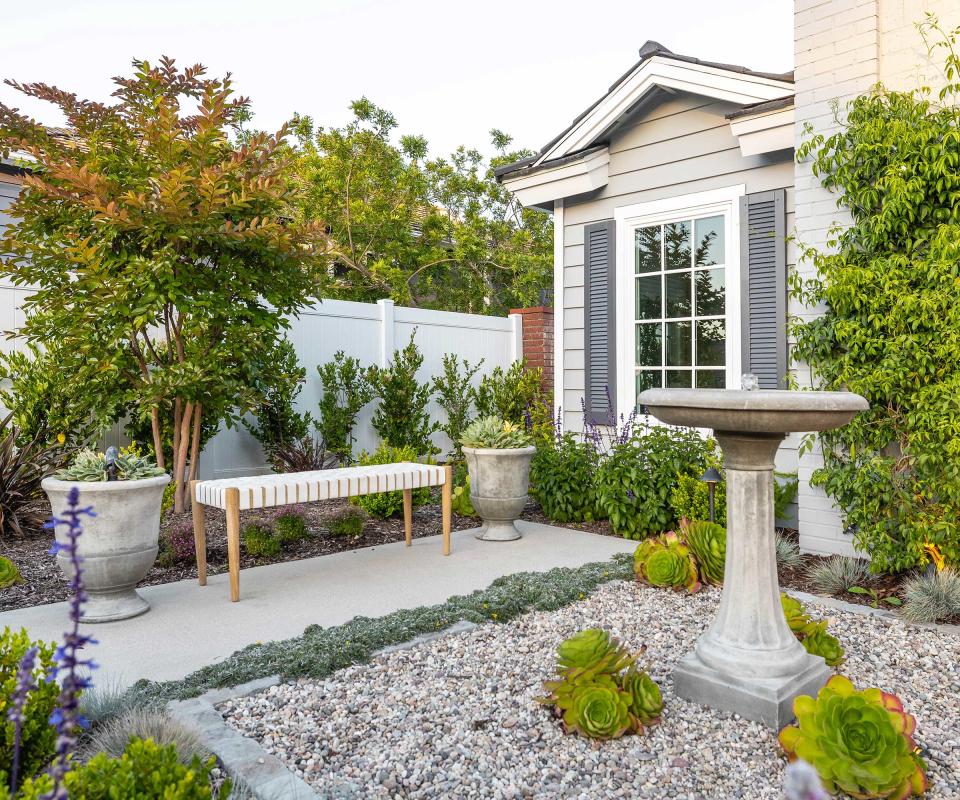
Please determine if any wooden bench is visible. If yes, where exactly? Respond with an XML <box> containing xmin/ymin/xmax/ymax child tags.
<box><xmin>190</xmin><ymin>462</ymin><xmax>453</xmax><ymax>601</ymax></box>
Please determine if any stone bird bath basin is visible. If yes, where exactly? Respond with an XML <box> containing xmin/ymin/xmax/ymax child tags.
<box><xmin>638</xmin><ymin>387</ymin><xmax>868</xmax><ymax>727</ymax></box>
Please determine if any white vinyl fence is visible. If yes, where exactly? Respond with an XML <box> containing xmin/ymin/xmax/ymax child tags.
<box><xmin>0</xmin><ymin>286</ymin><xmax>522</xmax><ymax>479</ymax></box>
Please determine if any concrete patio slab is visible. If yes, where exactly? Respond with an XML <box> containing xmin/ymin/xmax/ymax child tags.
<box><xmin>0</xmin><ymin>521</ymin><xmax>635</xmax><ymax>689</ymax></box>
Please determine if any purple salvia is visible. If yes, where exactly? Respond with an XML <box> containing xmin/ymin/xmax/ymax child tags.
<box><xmin>523</xmin><ymin>406</ymin><xmax>533</xmax><ymax>432</ymax></box>
<box><xmin>8</xmin><ymin>645</ymin><xmax>38</xmax><ymax>793</ymax></box>
<box><xmin>43</xmin><ymin>486</ymin><xmax>98</xmax><ymax>800</ymax></box>
<box><xmin>604</xmin><ymin>385</ymin><xmax>615</xmax><ymax>428</ymax></box>
<box><xmin>554</xmin><ymin>405</ymin><xmax>563</xmax><ymax>444</ymax></box>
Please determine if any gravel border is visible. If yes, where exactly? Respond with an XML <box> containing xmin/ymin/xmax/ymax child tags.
<box><xmin>220</xmin><ymin>581</ymin><xmax>960</xmax><ymax>799</ymax></box>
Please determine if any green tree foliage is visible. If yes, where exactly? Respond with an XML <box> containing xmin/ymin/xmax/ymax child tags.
<box><xmin>0</xmin><ymin>58</ymin><xmax>330</xmax><ymax>512</ymax></box>
<box><xmin>431</xmin><ymin>354</ymin><xmax>482</xmax><ymax>461</ymax></box>
<box><xmin>315</xmin><ymin>351</ymin><xmax>374</xmax><ymax>463</ymax></box>
<box><xmin>291</xmin><ymin>99</ymin><xmax>551</xmax><ymax>314</ymax></box>
<box><xmin>474</xmin><ymin>359</ymin><xmax>547</xmax><ymax>426</ymax></box>
<box><xmin>367</xmin><ymin>333</ymin><xmax>439</xmax><ymax>457</ymax></box>
<box><xmin>791</xmin><ymin>16</ymin><xmax>960</xmax><ymax>572</ymax></box>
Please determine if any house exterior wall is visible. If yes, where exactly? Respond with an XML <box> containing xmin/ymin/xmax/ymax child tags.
<box><xmin>559</xmin><ymin>94</ymin><xmax>796</xmax><ymax>475</ymax></box>
<box><xmin>793</xmin><ymin>0</ymin><xmax>960</xmax><ymax>557</ymax></box>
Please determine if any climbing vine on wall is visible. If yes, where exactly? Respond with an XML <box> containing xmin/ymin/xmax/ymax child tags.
<box><xmin>790</xmin><ymin>15</ymin><xmax>960</xmax><ymax>573</ymax></box>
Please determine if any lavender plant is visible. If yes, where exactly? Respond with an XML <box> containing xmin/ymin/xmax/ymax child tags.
<box><xmin>6</xmin><ymin>647</ymin><xmax>37</xmax><ymax>793</ymax></box>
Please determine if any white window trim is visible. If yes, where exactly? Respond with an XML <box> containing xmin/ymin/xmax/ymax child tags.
<box><xmin>613</xmin><ymin>184</ymin><xmax>745</xmax><ymax>421</ymax></box>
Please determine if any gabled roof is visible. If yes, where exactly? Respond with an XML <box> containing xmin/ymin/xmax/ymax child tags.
<box><xmin>497</xmin><ymin>41</ymin><xmax>794</xmax><ymax>187</ymax></box>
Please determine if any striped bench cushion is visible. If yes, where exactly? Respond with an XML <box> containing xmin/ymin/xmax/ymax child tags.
<box><xmin>195</xmin><ymin>462</ymin><xmax>447</xmax><ymax>511</ymax></box>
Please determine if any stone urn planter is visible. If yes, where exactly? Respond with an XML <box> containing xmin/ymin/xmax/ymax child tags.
<box><xmin>42</xmin><ymin>473</ymin><xmax>170</xmax><ymax>623</ymax></box>
<box><xmin>463</xmin><ymin>445</ymin><xmax>535</xmax><ymax>541</ymax></box>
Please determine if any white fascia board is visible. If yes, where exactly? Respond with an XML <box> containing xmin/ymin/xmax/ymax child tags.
<box><xmin>538</xmin><ymin>56</ymin><xmax>793</xmax><ymax>165</ymax></box>
<box><xmin>729</xmin><ymin>105</ymin><xmax>795</xmax><ymax>157</ymax></box>
<box><xmin>501</xmin><ymin>148</ymin><xmax>610</xmax><ymax>208</ymax></box>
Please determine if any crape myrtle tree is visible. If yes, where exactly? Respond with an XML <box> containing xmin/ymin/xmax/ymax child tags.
<box><xmin>0</xmin><ymin>57</ymin><xmax>331</xmax><ymax>513</ymax></box>
<box><xmin>291</xmin><ymin>99</ymin><xmax>551</xmax><ymax>315</ymax></box>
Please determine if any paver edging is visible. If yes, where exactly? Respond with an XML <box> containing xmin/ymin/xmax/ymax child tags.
<box><xmin>784</xmin><ymin>588</ymin><xmax>960</xmax><ymax>634</ymax></box>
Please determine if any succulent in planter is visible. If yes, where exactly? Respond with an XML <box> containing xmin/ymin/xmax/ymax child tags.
<box><xmin>460</xmin><ymin>416</ymin><xmax>533</xmax><ymax>449</ymax></box>
<box><xmin>55</xmin><ymin>447</ymin><xmax>166</xmax><ymax>482</ymax></box>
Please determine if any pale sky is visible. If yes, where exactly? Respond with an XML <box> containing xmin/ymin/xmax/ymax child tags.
<box><xmin>1</xmin><ymin>0</ymin><xmax>794</xmax><ymax>159</ymax></box>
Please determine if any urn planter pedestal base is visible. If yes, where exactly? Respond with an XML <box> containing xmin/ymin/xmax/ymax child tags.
<box><xmin>463</xmin><ymin>445</ymin><xmax>535</xmax><ymax>542</ymax></box>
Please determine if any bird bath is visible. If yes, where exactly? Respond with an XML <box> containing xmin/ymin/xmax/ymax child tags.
<box><xmin>638</xmin><ymin>386</ymin><xmax>868</xmax><ymax>728</ymax></box>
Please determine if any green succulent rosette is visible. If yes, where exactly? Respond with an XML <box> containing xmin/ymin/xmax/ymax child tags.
<box><xmin>554</xmin><ymin>628</ymin><xmax>634</xmax><ymax>677</ymax></box>
<box><xmin>620</xmin><ymin>667</ymin><xmax>663</xmax><ymax>727</ymax></box>
<box><xmin>781</xmin><ymin>592</ymin><xmax>812</xmax><ymax>634</ymax></box>
<box><xmin>800</xmin><ymin>621</ymin><xmax>846</xmax><ymax>667</ymax></box>
<box><xmin>557</xmin><ymin>675</ymin><xmax>632</xmax><ymax>740</ymax></box>
<box><xmin>681</xmin><ymin>518</ymin><xmax>726</xmax><ymax>585</ymax></box>
<box><xmin>0</xmin><ymin>555</ymin><xmax>22</xmax><ymax>588</ymax></box>
<box><xmin>779</xmin><ymin>675</ymin><xmax>928</xmax><ymax>799</ymax></box>
<box><xmin>634</xmin><ymin>532</ymin><xmax>701</xmax><ymax>593</ymax></box>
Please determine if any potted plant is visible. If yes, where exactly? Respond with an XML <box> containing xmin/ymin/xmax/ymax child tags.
<box><xmin>42</xmin><ymin>447</ymin><xmax>169</xmax><ymax>622</ymax></box>
<box><xmin>460</xmin><ymin>416</ymin><xmax>535</xmax><ymax>541</ymax></box>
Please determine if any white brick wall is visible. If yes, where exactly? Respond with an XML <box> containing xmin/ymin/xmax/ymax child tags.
<box><xmin>792</xmin><ymin>0</ymin><xmax>960</xmax><ymax>556</ymax></box>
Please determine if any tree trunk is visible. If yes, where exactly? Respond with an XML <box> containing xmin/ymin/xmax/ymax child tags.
<box><xmin>172</xmin><ymin>401</ymin><xmax>194</xmax><ymax>514</ymax></box>
<box><xmin>150</xmin><ymin>406</ymin><xmax>165</xmax><ymax>470</ymax></box>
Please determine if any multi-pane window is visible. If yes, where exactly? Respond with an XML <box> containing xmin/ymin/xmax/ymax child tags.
<box><xmin>634</xmin><ymin>214</ymin><xmax>726</xmax><ymax>402</ymax></box>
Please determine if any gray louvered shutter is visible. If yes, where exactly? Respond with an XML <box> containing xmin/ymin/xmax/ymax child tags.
<box><xmin>583</xmin><ymin>220</ymin><xmax>616</xmax><ymax>423</ymax></box>
<box><xmin>739</xmin><ymin>190</ymin><xmax>787</xmax><ymax>389</ymax></box>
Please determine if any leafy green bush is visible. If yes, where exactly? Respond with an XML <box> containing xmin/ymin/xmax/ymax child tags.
<box><xmin>9</xmin><ymin>737</ymin><xmax>228</xmax><ymax>799</ymax></box>
<box><xmin>450</xmin><ymin>478</ymin><xmax>476</xmax><ymax>517</ymax></box>
<box><xmin>431</xmin><ymin>353</ymin><xmax>482</xmax><ymax>461</ymax></box>
<box><xmin>316</xmin><ymin>351</ymin><xmax>375</xmax><ymax>463</ymax></box>
<box><xmin>351</xmin><ymin>444</ymin><xmax>431</xmax><ymax>519</ymax></box>
<box><xmin>595</xmin><ymin>425</ymin><xmax>714</xmax><ymax>539</ymax></box>
<box><xmin>0</xmin><ymin>557</ymin><xmax>21</xmax><ymax>588</ymax></box>
<box><xmin>325</xmin><ymin>506</ymin><xmax>367</xmax><ymax>537</ymax></box>
<box><xmin>791</xmin><ymin>21</ymin><xmax>960</xmax><ymax>573</ymax></box>
<box><xmin>778</xmin><ymin>675</ymin><xmax>927</xmax><ymax>799</ymax></box>
<box><xmin>0</xmin><ymin>628</ymin><xmax>58</xmax><ymax>790</ymax></box>
<box><xmin>774</xmin><ymin>472</ymin><xmax>799</xmax><ymax>520</ymax></box>
<box><xmin>460</xmin><ymin>416</ymin><xmax>532</xmax><ymax>449</ymax></box>
<box><xmin>367</xmin><ymin>333</ymin><xmax>439</xmax><ymax>457</ymax></box>
<box><xmin>273</xmin><ymin>512</ymin><xmax>309</xmax><ymax>545</ymax></box>
<box><xmin>242</xmin><ymin>524</ymin><xmax>280</xmax><ymax>558</ymax></box>
<box><xmin>530</xmin><ymin>433</ymin><xmax>602</xmax><ymax>523</ymax></box>
<box><xmin>670</xmin><ymin>472</ymin><xmax>727</xmax><ymax>527</ymax></box>
<box><xmin>244</xmin><ymin>338</ymin><xmax>313</xmax><ymax>468</ymax></box>
<box><xmin>537</xmin><ymin>628</ymin><xmax>662</xmax><ymax>740</ymax></box>
<box><xmin>474</xmin><ymin>359</ymin><xmax>546</xmax><ymax>426</ymax></box>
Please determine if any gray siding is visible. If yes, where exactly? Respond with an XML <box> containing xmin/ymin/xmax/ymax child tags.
<box><xmin>560</xmin><ymin>94</ymin><xmax>797</xmax><ymax>468</ymax></box>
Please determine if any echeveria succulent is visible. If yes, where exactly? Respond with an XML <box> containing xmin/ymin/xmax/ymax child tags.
<box><xmin>799</xmin><ymin>621</ymin><xmax>846</xmax><ymax>667</ymax></box>
<box><xmin>557</xmin><ymin>675</ymin><xmax>632</xmax><ymax>740</ymax></box>
<box><xmin>634</xmin><ymin>532</ymin><xmax>701</xmax><ymax>593</ymax></box>
<box><xmin>779</xmin><ymin>675</ymin><xmax>928</xmax><ymax>799</ymax></box>
<box><xmin>460</xmin><ymin>416</ymin><xmax>532</xmax><ymax>449</ymax></box>
<box><xmin>555</xmin><ymin>628</ymin><xmax>634</xmax><ymax>677</ymax></box>
<box><xmin>620</xmin><ymin>667</ymin><xmax>663</xmax><ymax>727</ymax></box>
<box><xmin>781</xmin><ymin>593</ymin><xmax>812</xmax><ymax>634</ymax></box>
<box><xmin>681</xmin><ymin>518</ymin><xmax>726</xmax><ymax>585</ymax></box>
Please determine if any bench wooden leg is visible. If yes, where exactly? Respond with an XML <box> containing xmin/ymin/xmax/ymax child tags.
<box><xmin>403</xmin><ymin>488</ymin><xmax>413</xmax><ymax>546</ymax></box>
<box><xmin>441</xmin><ymin>465</ymin><xmax>452</xmax><ymax>556</ymax></box>
<box><xmin>190</xmin><ymin>480</ymin><xmax>207</xmax><ymax>586</ymax></box>
<box><xmin>225</xmin><ymin>487</ymin><xmax>241</xmax><ymax>602</ymax></box>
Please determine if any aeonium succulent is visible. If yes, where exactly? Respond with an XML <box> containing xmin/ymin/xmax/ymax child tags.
<box><xmin>779</xmin><ymin>675</ymin><xmax>928</xmax><ymax>799</ymax></box>
<box><xmin>799</xmin><ymin>621</ymin><xmax>846</xmax><ymax>668</ymax></box>
<box><xmin>781</xmin><ymin>593</ymin><xmax>812</xmax><ymax>634</ymax></box>
<box><xmin>681</xmin><ymin>517</ymin><xmax>726</xmax><ymax>585</ymax></box>
<box><xmin>557</xmin><ymin>674</ymin><xmax>632</xmax><ymax>740</ymax></box>
<box><xmin>634</xmin><ymin>531</ymin><xmax>701</xmax><ymax>593</ymax></box>
<box><xmin>554</xmin><ymin>628</ymin><xmax>634</xmax><ymax>676</ymax></box>
<box><xmin>620</xmin><ymin>667</ymin><xmax>663</xmax><ymax>727</ymax></box>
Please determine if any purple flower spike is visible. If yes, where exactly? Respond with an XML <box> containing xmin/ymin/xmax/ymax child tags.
<box><xmin>43</xmin><ymin>487</ymin><xmax>97</xmax><ymax>800</ymax></box>
<box><xmin>8</xmin><ymin>645</ymin><xmax>38</xmax><ymax>793</ymax></box>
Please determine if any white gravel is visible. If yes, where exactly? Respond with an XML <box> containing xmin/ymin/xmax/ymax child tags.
<box><xmin>220</xmin><ymin>582</ymin><xmax>960</xmax><ymax>799</ymax></box>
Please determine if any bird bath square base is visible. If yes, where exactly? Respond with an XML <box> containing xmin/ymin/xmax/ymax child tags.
<box><xmin>673</xmin><ymin>650</ymin><xmax>831</xmax><ymax>729</ymax></box>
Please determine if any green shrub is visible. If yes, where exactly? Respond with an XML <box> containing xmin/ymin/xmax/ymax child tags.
<box><xmin>161</xmin><ymin>481</ymin><xmax>176</xmax><ymax>517</ymax></box>
<box><xmin>367</xmin><ymin>333</ymin><xmax>439</xmax><ymax>457</ymax></box>
<box><xmin>316</xmin><ymin>351</ymin><xmax>375</xmax><ymax>463</ymax></box>
<box><xmin>243</xmin><ymin>338</ymin><xmax>313</xmax><ymax>468</ymax></box>
<box><xmin>0</xmin><ymin>557</ymin><xmax>22</xmax><ymax>588</ymax></box>
<box><xmin>774</xmin><ymin>471</ymin><xmax>799</xmax><ymax>520</ymax></box>
<box><xmin>273</xmin><ymin>512</ymin><xmax>309</xmax><ymax>545</ymax></box>
<box><xmin>242</xmin><ymin>524</ymin><xmax>280</xmax><ymax>558</ymax></box>
<box><xmin>10</xmin><ymin>737</ymin><xmax>228</xmax><ymax>799</ymax></box>
<box><xmin>530</xmin><ymin>433</ymin><xmax>602</xmax><ymax>523</ymax></box>
<box><xmin>450</xmin><ymin>477</ymin><xmax>476</xmax><ymax>517</ymax></box>
<box><xmin>351</xmin><ymin>444</ymin><xmax>431</xmax><ymax>519</ymax></box>
<box><xmin>325</xmin><ymin>506</ymin><xmax>366</xmax><ymax>538</ymax></box>
<box><xmin>474</xmin><ymin>359</ymin><xmax>546</xmax><ymax>426</ymax></box>
<box><xmin>431</xmin><ymin>353</ymin><xmax>481</xmax><ymax>461</ymax></box>
<box><xmin>669</xmin><ymin>472</ymin><xmax>727</xmax><ymax>527</ymax></box>
<box><xmin>595</xmin><ymin>425</ymin><xmax>714</xmax><ymax>540</ymax></box>
<box><xmin>0</xmin><ymin>628</ymin><xmax>58</xmax><ymax>790</ymax></box>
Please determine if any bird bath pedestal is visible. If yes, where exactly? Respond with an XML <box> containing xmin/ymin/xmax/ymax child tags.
<box><xmin>638</xmin><ymin>388</ymin><xmax>868</xmax><ymax>728</ymax></box>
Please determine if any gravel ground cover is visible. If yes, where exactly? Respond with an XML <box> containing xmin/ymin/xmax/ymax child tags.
<box><xmin>221</xmin><ymin>581</ymin><xmax>960</xmax><ymax>800</ymax></box>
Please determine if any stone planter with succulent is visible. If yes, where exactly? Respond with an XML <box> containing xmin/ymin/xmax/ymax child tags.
<box><xmin>460</xmin><ymin>416</ymin><xmax>535</xmax><ymax>541</ymax></box>
<box><xmin>42</xmin><ymin>447</ymin><xmax>169</xmax><ymax>622</ymax></box>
